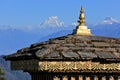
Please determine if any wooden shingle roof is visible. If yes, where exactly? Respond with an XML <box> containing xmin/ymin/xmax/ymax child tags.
<box><xmin>4</xmin><ymin>35</ymin><xmax>120</xmax><ymax>63</ymax></box>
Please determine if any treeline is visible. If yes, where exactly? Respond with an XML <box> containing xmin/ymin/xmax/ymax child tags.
<box><xmin>0</xmin><ymin>67</ymin><xmax>6</xmax><ymax>80</ymax></box>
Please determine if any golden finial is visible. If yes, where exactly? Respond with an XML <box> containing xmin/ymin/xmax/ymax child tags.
<box><xmin>78</xmin><ymin>6</ymin><xmax>86</xmax><ymax>26</ymax></box>
<box><xmin>73</xmin><ymin>6</ymin><xmax>92</xmax><ymax>36</ymax></box>
<box><xmin>80</xmin><ymin>6</ymin><xmax>84</xmax><ymax>13</ymax></box>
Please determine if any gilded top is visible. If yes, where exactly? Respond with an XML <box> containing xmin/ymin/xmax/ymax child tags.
<box><xmin>73</xmin><ymin>6</ymin><xmax>92</xmax><ymax>36</ymax></box>
<box><xmin>78</xmin><ymin>6</ymin><xmax>86</xmax><ymax>26</ymax></box>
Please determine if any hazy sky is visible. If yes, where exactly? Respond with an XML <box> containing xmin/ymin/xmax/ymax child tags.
<box><xmin>0</xmin><ymin>0</ymin><xmax>120</xmax><ymax>25</ymax></box>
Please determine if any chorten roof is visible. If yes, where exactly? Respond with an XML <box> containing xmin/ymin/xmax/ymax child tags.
<box><xmin>4</xmin><ymin>35</ymin><xmax>120</xmax><ymax>63</ymax></box>
<box><xmin>4</xmin><ymin>7</ymin><xmax>120</xmax><ymax>63</ymax></box>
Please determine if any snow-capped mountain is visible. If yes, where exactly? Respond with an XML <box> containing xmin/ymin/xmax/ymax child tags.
<box><xmin>0</xmin><ymin>16</ymin><xmax>66</xmax><ymax>32</ymax></box>
<box><xmin>0</xmin><ymin>16</ymin><xmax>74</xmax><ymax>55</ymax></box>
<box><xmin>39</xmin><ymin>16</ymin><xmax>66</xmax><ymax>27</ymax></box>
<box><xmin>91</xmin><ymin>17</ymin><xmax>120</xmax><ymax>38</ymax></box>
<box><xmin>101</xmin><ymin>17</ymin><xmax>120</xmax><ymax>24</ymax></box>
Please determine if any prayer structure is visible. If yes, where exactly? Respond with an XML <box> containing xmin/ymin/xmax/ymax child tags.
<box><xmin>4</xmin><ymin>6</ymin><xmax>120</xmax><ymax>80</ymax></box>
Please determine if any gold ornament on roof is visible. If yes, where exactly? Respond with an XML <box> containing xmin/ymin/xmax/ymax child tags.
<box><xmin>78</xmin><ymin>6</ymin><xmax>86</xmax><ymax>26</ymax></box>
<box><xmin>73</xmin><ymin>6</ymin><xmax>92</xmax><ymax>36</ymax></box>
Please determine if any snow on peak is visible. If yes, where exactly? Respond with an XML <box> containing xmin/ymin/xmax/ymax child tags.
<box><xmin>72</xmin><ymin>22</ymin><xmax>78</xmax><ymax>26</ymax></box>
<box><xmin>102</xmin><ymin>17</ymin><xmax>120</xmax><ymax>24</ymax></box>
<box><xmin>40</xmin><ymin>16</ymin><xmax>65</xmax><ymax>27</ymax></box>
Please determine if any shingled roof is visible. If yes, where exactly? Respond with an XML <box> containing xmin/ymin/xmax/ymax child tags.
<box><xmin>4</xmin><ymin>35</ymin><xmax>120</xmax><ymax>63</ymax></box>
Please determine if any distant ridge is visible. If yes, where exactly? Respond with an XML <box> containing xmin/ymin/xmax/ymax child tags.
<box><xmin>0</xmin><ymin>55</ymin><xmax>30</xmax><ymax>80</ymax></box>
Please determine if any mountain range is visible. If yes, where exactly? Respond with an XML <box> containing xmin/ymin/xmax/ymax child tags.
<box><xmin>1</xmin><ymin>16</ymin><xmax>120</xmax><ymax>55</ymax></box>
<box><xmin>1</xmin><ymin>16</ymin><xmax>120</xmax><ymax>80</ymax></box>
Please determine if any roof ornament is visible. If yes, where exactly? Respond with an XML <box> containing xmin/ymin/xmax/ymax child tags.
<box><xmin>73</xmin><ymin>6</ymin><xmax>92</xmax><ymax>36</ymax></box>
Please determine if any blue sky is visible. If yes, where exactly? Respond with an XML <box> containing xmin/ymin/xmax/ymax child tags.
<box><xmin>0</xmin><ymin>0</ymin><xmax>120</xmax><ymax>26</ymax></box>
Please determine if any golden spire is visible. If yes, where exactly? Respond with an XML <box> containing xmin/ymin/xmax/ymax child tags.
<box><xmin>78</xmin><ymin>6</ymin><xmax>86</xmax><ymax>26</ymax></box>
<box><xmin>73</xmin><ymin>6</ymin><xmax>92</xmax><ymax>36</ymax></box>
